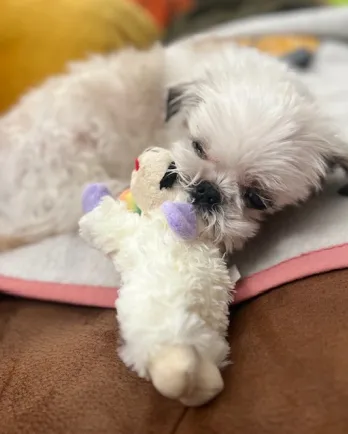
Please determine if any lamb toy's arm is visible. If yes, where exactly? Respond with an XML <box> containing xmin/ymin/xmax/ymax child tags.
<box><xmin>79</xmin><ymin>195</ymin><xmax>140</xmax><ymax>256</ymax></box>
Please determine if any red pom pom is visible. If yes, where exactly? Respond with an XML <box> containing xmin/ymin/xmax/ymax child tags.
<box><xmin>135</xmin><ymin>158</ymin><xmax>140</xmax><ymax>171</ymax></box>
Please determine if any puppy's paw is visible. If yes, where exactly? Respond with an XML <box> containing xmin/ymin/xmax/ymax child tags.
<box><xmin>148</xmin><ymin>345</ymin><xmax>223</xmax><ymax>407</ymax></box>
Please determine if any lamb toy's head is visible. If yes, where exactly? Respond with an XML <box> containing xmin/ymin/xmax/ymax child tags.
<box><xmin>130</xmin><ymin>146</ymin><xmax>184</xmax><ymax>215</ymax></box>
<box><xmin>82</xmin><ymin>147</ymin><xmax>197</xmax><ymax>239</ymax></box>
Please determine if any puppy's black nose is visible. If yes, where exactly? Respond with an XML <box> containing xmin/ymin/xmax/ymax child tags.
<box><xmin>192</xmin><ymin>181</ymin><xmax>221</xmax><ymax>208</ymax></box>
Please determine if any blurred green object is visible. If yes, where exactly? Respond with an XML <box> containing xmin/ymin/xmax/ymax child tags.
<box><xmin>328</xmin><ymin>0</ymin><xmax>348</xmax><ymax>4</ymax></box>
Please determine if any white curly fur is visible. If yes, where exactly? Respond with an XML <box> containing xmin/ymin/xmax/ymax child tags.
<box><xmin>79</xmin><ymin>196</ymin><xmax>238</xmax><ymax>406</ymax></box>
<box><xmin>0</xmin><ymin>45</ymin><xmax>176</xmax><ymax>249</ymax></box>
<box><xmin>0</xmin><ymin>41</ymin><xmax>213</xmax><ymax>250</ymax></box>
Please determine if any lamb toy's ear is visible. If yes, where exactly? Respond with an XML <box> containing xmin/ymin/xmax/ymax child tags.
<box><xmin>161</xmin><ymin>201</ymin><xmax>197</xmax><ymax>240</ymax></box>
<box><xmin>82</xmin><ymin>183</ymin><xmax>112</xmax><ymax>213</ymax></box>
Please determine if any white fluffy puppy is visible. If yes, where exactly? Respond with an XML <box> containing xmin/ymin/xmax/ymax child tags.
<box><xmin>79</xmin><ymin>194</ymin><xmax>239</xmax><ymax>406</ymax></box>
<box><xmin>167</xmin><ymin>43</ymin><xmax>348</xmax><ymax>253</ymax></box>
<box><xmin>1</xmin><ymin>37</ymin><xmax>347</xmax><ymax>252</ymax></box>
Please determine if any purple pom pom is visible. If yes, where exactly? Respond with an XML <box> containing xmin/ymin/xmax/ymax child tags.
<box><xmin>82</xmin><ymin>183</ymin><xmax>111</xmax><ymax>213</ymax></box>
<box><xmin>161</xmin><ymin>202</ymin><xmax>197</xmax><ymax>240</ymax></box>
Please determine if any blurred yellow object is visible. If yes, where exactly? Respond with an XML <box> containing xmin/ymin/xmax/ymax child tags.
<box><xmin>236</xmin><ymin>35</ymin><xmax>320</xmax><ymax>57</ymax></box>
<box><xmin>0</xmin><ymin>0</ymin><xmax>160</xmax><ymax>113</ymax></box>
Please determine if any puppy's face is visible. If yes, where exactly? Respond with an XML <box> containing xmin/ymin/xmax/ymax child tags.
<box><xmin>168</xmin><ymin>48</ymin><xmax>348</xmax><ymax>252</ymax></box>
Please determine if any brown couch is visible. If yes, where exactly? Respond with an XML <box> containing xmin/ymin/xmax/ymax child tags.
<box><xmin>1</xmin><ymin>269</ymin><xmax>348</xmax><ymax>434</ymax></box>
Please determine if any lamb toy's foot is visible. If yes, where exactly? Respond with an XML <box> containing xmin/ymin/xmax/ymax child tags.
<box><xmin>148</xmin><ymin>345</ymin><xmax>224</xmax><ymax>407</ymax></box>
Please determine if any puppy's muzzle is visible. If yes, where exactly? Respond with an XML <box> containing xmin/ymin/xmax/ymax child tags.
<box><xmin>191</xmin><ymin>181</ymin><xmax>221</xmax><ymax>210</ymax></box>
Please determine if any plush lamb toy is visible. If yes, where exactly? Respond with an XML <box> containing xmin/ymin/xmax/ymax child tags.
<box><xmin>79</xmin><ymin>147</ymin><xmax>240</xmax><ymax>406</ymax></box>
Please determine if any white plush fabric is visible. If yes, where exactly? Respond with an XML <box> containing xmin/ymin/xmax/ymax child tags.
<box><xmin>78</xmin><ymin>196</ymin><xmax>236</xmax><ymax>406</ymax></box>
<box><xmin>233</xmin><ymin>172</ymin><xmax>348</xmax><ymax>277</ymax></box>
<box><xmin>1</xmin><ymin>7</ymin><xmax>348</xmax><ymax>304</ymax></box>
<box><xmin>0</xmin><ymin>172</ymin><xmax>346</xmax><ymax>290</ymax></box>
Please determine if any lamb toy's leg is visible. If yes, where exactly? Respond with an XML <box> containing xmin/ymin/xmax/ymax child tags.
<box><xmin>148</xmin><ymin>345</ymin><xmax>224</xmax><ymax>407</ymax></box>
<box><xmin>81</xmin><ymin>183</ymin><xmax>112</xmax><ymax>214</ymax></box>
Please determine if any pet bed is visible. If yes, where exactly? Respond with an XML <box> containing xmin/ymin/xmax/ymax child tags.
<box><xmin>1</xmin><ymin>7</ymin><xmax>348</xmax><ymax>307</ymax></box>
<box><xmin>1</xmin><ymin>8</ymin><xmax>348</xmax><ymax>434</ymax></box>
<box><xmin>1</xmin><ymin>269</ymin><xmax>347</xmax><ymax>434</ymax></box>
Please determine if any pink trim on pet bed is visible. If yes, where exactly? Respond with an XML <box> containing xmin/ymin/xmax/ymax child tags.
<box><xmin>0</xmin><ymin>243</ymin><xmax>348</xmax><ymax>307</ymax></box>
<box><xmin>0</xmin><ymin>277</ymin><xmax>117</xmax><ymax>308</ymax></box>
<box><xmin>233</xmin><ymin>243</ymin><xmax>348</xmax><ymax>303</ymax></box>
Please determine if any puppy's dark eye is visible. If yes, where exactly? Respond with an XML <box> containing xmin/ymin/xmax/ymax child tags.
<box><xmin>244</xmin><ymin>188</ymin><xmax>268</xmax><ymax>210</ymax></box>
<box><xmin>192</xmin><ymin>140</ymin><xmax>207</xmax><ymax>159</ymax></box>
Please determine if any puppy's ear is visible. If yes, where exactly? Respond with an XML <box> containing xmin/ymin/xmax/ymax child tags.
<box><xmin>165</xmin><ymin>82</ymin><xmax>201</xmax><ymax>122</ymax></box>
<box><xmin>165</xmin><ymin>86</ymin><xmax>184</xmax><ymax>122</ymax></box>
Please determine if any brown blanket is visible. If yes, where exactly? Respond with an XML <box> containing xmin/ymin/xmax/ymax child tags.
<box><xmin>1</xmin><ymin>269</ymin><xmax>348</xmax><ymax>434</ymax></box>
